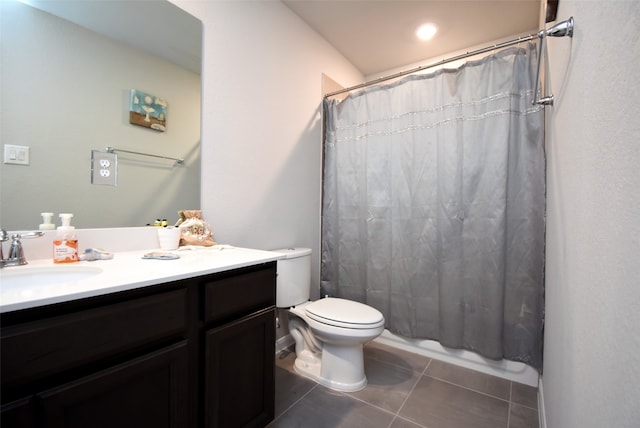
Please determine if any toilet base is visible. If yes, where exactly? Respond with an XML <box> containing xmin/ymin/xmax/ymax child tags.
<box><xmin>293</xmin><ymin>343</ymin><xmax>368</xmax><ymax>392</ymax></box>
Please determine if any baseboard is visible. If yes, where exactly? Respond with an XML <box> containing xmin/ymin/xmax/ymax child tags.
<box><xmin>276</xmin><ymin>334</ymin><xmax>294</xmax><ymax>354</ymax></box>
<box><xmin>375</xmin><ymin>330</ymin><xmax>539</xmax><ymax>387</ymax></box>
<box><xmin>538</xmin><ymin>377</ymin><xmax>547</xmax><ymax>428</ymax></box>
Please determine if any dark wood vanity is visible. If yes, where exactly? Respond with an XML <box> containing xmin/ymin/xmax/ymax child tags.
<box><xmin>0</xmin><ymin>261</ymin><xmax>276</xmax><ymax>428</ymax></box>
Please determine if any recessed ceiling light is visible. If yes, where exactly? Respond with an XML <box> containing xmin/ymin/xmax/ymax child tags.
<box><xmin>416</xmin><ymin>23</ymin><xmax>438</xmax><ymax>41</ymax></box>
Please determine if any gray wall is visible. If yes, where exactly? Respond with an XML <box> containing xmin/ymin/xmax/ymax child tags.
<box><xmin>0</xmin><ymin>1</ymin><xmax>201</xmax><ymax>229</ymax></box>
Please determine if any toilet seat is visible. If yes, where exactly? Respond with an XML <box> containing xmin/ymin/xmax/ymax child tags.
<box><xmin>304</xmin><ymin>298</ymin><xmax>384</xmax><ymax>330</ymax></box>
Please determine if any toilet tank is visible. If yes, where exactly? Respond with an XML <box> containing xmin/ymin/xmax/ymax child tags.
<box><xmin>272</xmin><ymin>248</ymin><xmax>312</xmax><ymax>308</ymax></box>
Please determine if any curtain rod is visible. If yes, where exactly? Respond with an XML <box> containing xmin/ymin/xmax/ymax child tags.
<box><xmin>323</xmin><ymin>17</ymin><xmax>574</xmax><ymax>100</ymax></box>
<box><xmin>323</xmin><ymin>34</ymin><xmax>536</xmax><ymax>99</ymax></box>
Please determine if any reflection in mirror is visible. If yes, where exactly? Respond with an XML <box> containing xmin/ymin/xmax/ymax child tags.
<box><xmin>0</xmin><ymin>0</ymin><xmax>202</xmax><ymax>230</ymax></box>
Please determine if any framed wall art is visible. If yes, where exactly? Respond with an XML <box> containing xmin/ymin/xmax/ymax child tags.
<box><xmin>129</xmin><ymin>89</ymin><xmax>167</xmax><ymax>132</ymax></box>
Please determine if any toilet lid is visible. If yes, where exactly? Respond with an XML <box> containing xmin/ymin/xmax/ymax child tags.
<box><xmin>305</xmin><ymin>298</ymin><xmax>384</xmax><ymax>329</ymax></box>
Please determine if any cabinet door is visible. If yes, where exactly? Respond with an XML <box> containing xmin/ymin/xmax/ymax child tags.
<box><xmin>205</xmin><ymin>308</ymin><xmax>275</xmax><ymax>428</ymax></box>
<box><xmin>38</xmin><ymin>341</ymin><xmax>189</xmax><ymax>428</ymax></box>
<box><xmin>0</xmin><ymin>396</ymin><xmax>36</xmax><ymax>428</ymax></box>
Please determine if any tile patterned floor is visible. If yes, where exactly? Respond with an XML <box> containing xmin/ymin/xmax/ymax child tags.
<box><xmin>268</xmin><ymin>341</ymin><xmax>538</xmax><ymax>428</ymax></box>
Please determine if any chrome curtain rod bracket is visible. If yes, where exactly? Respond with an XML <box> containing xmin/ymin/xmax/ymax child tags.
<box><xmin>532</xmin><ymin>17</ymin><xmax>574</xmax><ymax>106</ymax></box>
<box><xmin>105</xmin><ymin>147</ymin><xmax>185</xmax><ymax>166</ymax></box>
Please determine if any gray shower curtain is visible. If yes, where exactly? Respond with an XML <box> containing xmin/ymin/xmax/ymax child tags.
<box><xmin>321</xmin><ymin>43</ymin><xmax>546</xmax><ymax>370</ymax></box>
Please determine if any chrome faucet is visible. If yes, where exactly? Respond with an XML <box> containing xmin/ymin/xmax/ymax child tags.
<box><xmin>0</xmin><ymin>229</ymin><xmax>8</xmax><ymax>266</ymax></box>
<box><xmin>0</xmin><ymin>229</ymin><xmax>44</xmax><ymax>268</ymax></box>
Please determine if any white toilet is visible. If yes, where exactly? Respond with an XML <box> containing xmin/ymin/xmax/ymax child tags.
<box><xmin>273</xmin><ymin>248</ymin><xmax>385</xmax><ymax>392</ymax></box>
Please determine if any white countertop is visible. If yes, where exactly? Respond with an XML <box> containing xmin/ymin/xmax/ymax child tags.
<box><xmin>0</xmin><ymin>245</ymin><xmax>283</xmax><ymax>313</ymax></box>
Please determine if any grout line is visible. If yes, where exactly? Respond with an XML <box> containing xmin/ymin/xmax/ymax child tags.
<box><xmin>270</xmin><ymin>381</ymin><xmax>319</xmax><ymax>425</ymax></box>
<box><xmin>422</xmin><ymin>372</ymin><xmax>511</xmax><ymax>403</ymax></box>
<box><xmin>342</xmin><ymin>392</ymin><xmax>397</xmax><ymax>417</ymax></box>
<box><xmin>389</xmin><ymin>414</ymin><xmax>430</xmax><ymax>428</ymax></box>
<box><xmin>512</xmin><ymin>402</ymin><xmax>540</xmax><ymax>411</ymax></box>
<box><xmin>423</xmin><ymin>358</ymin><xmax>433</xmax><ymax>375</ymax></box>
<box><xmin>392</xmin><ymin>359</ymin><xmax>431</xmax><ymax>420</ymax></box>
<box><xmin>513</xmin><ymin>402</ymin><xmax>538</xmax><ymax>412</ymax></box>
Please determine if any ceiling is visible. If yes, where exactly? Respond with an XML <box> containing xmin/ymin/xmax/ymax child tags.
<box><xmin>24</xmin><ymin>0</ymin><xmax>540</xmax><ymax>79</ymax></box>
<box><xmin>282</xmin><ymin>0</ymin><xmax>541</xmax><ymax>77</ymax></box>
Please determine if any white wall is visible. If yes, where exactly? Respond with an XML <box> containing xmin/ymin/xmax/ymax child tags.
<box><xmin>543</xmin><ymin>1</ymin><xmax>640</xmax><ymax>427</ymax></box>
<box><xmin>170</xmin><ymin>0</ymin><xmax>362</xmax><ymax>298</ymax></box>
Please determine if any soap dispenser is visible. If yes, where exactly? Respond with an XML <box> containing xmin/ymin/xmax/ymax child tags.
<box><xmin>39</xmin><ymin>212</ymin><xmax>56</xmax><ymax>230</ymax></box>
<box><xmin>53</xmin><ymin>213</ymin><xmax>78</xmax><ymax>263</ymax></box>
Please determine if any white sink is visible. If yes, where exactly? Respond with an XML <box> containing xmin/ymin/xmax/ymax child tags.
<box><xmin>0</xmin><ymin>265</ymin><xmax>103</xmax><ymax>290</ymax></box>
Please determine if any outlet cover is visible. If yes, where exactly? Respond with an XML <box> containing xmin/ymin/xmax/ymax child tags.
<box><xmin>91</xmin><ymin>150</ymin><xmax>117</xmax><ymax>186</ymax></box>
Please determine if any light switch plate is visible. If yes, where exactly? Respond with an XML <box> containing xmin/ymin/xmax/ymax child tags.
<box><xmin>91</xmin><ymin>150</ymin><xmax>117</xmax><ymax>186</ymax></box>
<box><xmin>4</xmin><ymin>144</ymin><xmax>30</xmax><ymax>165</ymax></box>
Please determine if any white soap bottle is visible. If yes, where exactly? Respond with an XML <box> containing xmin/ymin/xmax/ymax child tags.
<box><xmin>39</xmin><ymin>212</ymin><xmax>56</xmax><ymax>230</ymax></box>
<box><xmin>53</xmin><ymin>213</ymin><xmax>78</xmax><ymax>263</ymax></box>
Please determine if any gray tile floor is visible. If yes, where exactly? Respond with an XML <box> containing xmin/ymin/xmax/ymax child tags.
<box><xmin>268</xmin><ymin>341</ymin><xmax>538</xmax><ymax>428</ymax></box>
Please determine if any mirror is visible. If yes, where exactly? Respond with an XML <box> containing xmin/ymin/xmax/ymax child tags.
<box><xmin>0</xmin><ymin>0</ymin><xmax>202</xmax><ymax>230</ymax></box>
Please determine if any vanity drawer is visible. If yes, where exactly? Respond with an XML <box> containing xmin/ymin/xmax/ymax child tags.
<box><xmin>1</xmin><ymin>288</ymin><xmax>187</xmax><ymax>390</ymax></box>
<box><xmin>203</xmin><ymin>263</ymin><xmax>276</xmax><ymax>325</ymax></box>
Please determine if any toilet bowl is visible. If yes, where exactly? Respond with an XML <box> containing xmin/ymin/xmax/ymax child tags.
<box><xmin>273</xmin><ymin>248</ymin><xmax>385</xmax><ymax>392</ymax></box>
<box><xmin>288</xmin><ymin>298</ymin><xmax>384</xmax><ymax>391</ymax></box>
